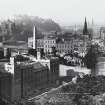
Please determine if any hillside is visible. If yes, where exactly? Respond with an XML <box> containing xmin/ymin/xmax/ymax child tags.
<box><xmin>29</xmin><ymin>75</ymin><xmax>105</xmax><ymax>105</ymax></box>
<box><xmin>0</xmin><ymin>15</ymin><xmax>61</xmax><ymax>42</ymax></box>
<box><xmin>14</xmin><ymin>15</ymin><xmax>61</xmax><ymax>32</ymax></box>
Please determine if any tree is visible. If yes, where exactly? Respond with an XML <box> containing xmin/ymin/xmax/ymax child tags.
<box><xmin>40</xmin><ymin>48</ymin><xmax>45</xmax><ymax>58</ymax></box>
<box><xmin>84</xmin><ymin>44</ymin><xmax>100</xmax><ymax>76</ymax></box>
<box><xmin>0</xmin><ymin>50</ymin><xmax>4</xmax><ymax>59</ymax></box>
<box><xmin>52</xmin><ymin>46</ymin><xmax>57</xmax><ymax>57</ymax></box>
<box><xmin>6</xmin><ymin>48</ymin><xmax>11</xmax><ymax>59</ymax></box>
<box><xmin>28</xmin><ymin>49</ymin><xmax>37</xmax><ymax>57</ymax></box>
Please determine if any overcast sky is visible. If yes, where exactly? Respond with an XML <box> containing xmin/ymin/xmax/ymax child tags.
<box><xmin>0</xmin><ymin>0</ymin><xmax>105</xmax><ymax>26</ymax></box>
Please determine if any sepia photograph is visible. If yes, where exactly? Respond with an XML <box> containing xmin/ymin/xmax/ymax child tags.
<box><xmin>0</xmin><ymin>0</ymin><xmax>105</xmax><ymax>105</ymax></box>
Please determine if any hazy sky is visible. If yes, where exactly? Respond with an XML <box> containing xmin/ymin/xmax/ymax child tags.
<box><xmin>0</xmin><ymin>0</ymin><xmax>105</xmax><ymax>26</ymax></box>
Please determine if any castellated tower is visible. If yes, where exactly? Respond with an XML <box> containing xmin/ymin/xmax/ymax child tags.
<box><xmin>4</xmin><ymin>57</ymin><xmax>15</xmax><ymax>74</ymax></box>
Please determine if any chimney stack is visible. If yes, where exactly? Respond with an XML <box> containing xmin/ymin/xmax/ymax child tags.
<box><xmin>37</xmin><ymin>51</ymin><xmax>41</xmax><ymax>60</ymax></box>
<box><xmin>10</xmin><ymin>57</ymin><xmax>15</xmax><ymax>65</ymax></box>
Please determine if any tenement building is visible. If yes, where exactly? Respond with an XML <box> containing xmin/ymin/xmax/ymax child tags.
<box><xmin>28</xmin><ymin>26</ymin><xmax>90</xmax><ymax>54</ymax></box>
<box><xmin>28</xmin><ymin>35</ymin><xmax>56</xmax><ymax>54</ymax></box>
<box><xmin>56</xmin><ymin>40</ymin><xmax>72</xmax><ymax>53</ymax></box>
<box><xmin>28</xmin><ymin>37</ymin><xmax>44</xmax><ymax>51</ymax></box>
<box><xmin>56</xmin><ymin>35</ymin><xmax>89</xmax><ymax>54</ymax></box>
<box><xmin>31</xmin><ymin>51</ymin><xmax>59</xmax><ymax>84</ymax></box>
<box><xmin>0</xmin><ymin>57</ymin><xmax>49</xmax><ymax>103</ymax></box>
<box><xmin>96</xmin><ymin>57</ymin><xmax>105</xmax><ymax>76</ymax></box>
<box><xmin>0</xmin><ymin>53</ymin><xmax>59</xmax><ymax>104</ymax></box>
<box><xmin>43</xmin><ymin>36</ymin><xmax>56</xmax><ymax>53</ymax></box>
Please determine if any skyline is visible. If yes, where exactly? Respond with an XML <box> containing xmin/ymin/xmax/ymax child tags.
<box><xmin>0</xmin><ymin>0</ymin><xmax>105</xmax><ymax>26</ymax></box>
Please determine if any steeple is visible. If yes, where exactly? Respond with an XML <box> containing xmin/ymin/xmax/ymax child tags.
<box><xmin>83</xmin><ymin>17</ymin><xmax>88</xmax><ymax>35</ymax></box>
<box><xmin>92</xmin><ymin>17</ymin><xmax>94</xmax><ymax>26</ymax></box>
<box><xmin>74</xmin><ymin>24</ymin><xmax>77</xmax><ymax>34</ymax></box>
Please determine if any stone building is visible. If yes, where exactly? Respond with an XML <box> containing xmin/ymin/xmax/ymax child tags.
<box><xmin>28</xmin><ymin>26</ymin><xmax>90</xmax><ymax>55</ymax></box>
<box><xmin>96</xmin><ymin>57</ymin><xmax>105</xmax><ymax>76</ymax></box>
<box><xmin>56</xmin><ymin>41</ymin><xmax>72</xmax><ymax>53</ymax></box>
<box><xmin>28</xmin><ymin>36</ymin><xmax>56</xmax><ymax>54</ymax></box>
<box><xmin>37</xmin><ymin>38</ymin><xmax>44</xmax><ymax>51</ymax></box>
<box><xmin>0</xmin><ymin>57</ymin><xmax>49</xmax><ymax>103</ymax></box>
<box><xmin>31</xmin><ymin>52</ymin><xmax>59</xmax><ymax>84</ymax></box>
<box><xmin>43</xmin><ymin>37</ymin><xmax>56</xmax><ymax>53</ymax></box>
<box><xmin>0</xmin><ymin>52</ymin><xmax>60</xmax><ymax>104</ymax></box>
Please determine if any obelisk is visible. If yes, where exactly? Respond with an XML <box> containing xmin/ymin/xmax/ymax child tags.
<box><xmin>33</xmin><ymin>26</ymin><xmax>36</xmax><ymax>49</ymax></box>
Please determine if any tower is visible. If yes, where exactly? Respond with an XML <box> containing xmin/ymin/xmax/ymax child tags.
<box><xmin>33</xmin><ymin>26</ymin><xmax>37</xmax><ymax>49</ymax></box>
<box><xmin>9</xmin><ymin>57</ymin><xmax>15</xmax><ymax>74</ymax></box>
<box><xmin>74</xmin><ymin>24</ymin><xmax>77</xmax><ymax>34</ymax></box>
<box><xmin>92</xmin><ymin>18</ymin><xmax>94</xmax><ymax>27</ymax></box>
<box><xmin>4</xmin><ymin>57</ymin><xmax>15</xmax><ymax>74</ymax></box>
<box><xmin>37</xmin><ymin>51</ymin><xmax>41</xmax><ymax>59</ymax></box>
<box><xmin>83</xmin><ymin>17</ymin><xmax>88</xmax><ymax>35</ymax></box>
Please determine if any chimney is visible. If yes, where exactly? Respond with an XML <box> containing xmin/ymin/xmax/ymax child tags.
<box><xmin>37</xmin><ymin>51</ymin><xmax>41</xmax><ymax>60</ymax></box>
<box><xmin>10</xmin><ymin>57</ymin><xmax>15</xmax><ymax>65</ymax></box>
<box><xmin>4</xmin><ymin>48</ymin><xmax>7</xmax><ymax>57</ymax></box>
<box><xmin>4</xmin><ymin>48</ymin><xmax>11</xmax><ymax>58</ymax></box>
<box><xmin>7</xmin><ymin>57</ymin><xmax>15</xmax><ymax>74</ymax></box>
<box><xmin>33</xmin><ymin>26</ymin><xmax>36</xmax><ymax>49</ymax></box>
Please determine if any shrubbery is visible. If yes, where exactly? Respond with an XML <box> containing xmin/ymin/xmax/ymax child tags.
<box><xmin>61</xmin><ymin>75</ymin><xmax>105</xmax><ymax>105</ymax></box>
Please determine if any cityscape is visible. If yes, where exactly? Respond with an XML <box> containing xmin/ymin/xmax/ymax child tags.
<box><xmin>0</xmin><ymin>0</ymin><xmax>105</xmax><ymax>105</ymax></box>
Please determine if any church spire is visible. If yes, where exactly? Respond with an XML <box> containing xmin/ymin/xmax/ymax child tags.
<box><xmin>83</xmin><ymin>17</ymin><xmax>88</xmax><ymax>35</ymax></box>
<box><xmin>92</xmin><ymin>17</ymin><xmax>94</xmax><ymax>26</ymax></box>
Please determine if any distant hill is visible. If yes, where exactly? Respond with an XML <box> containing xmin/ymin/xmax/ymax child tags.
<box><xmin>14</xmin><ymin>15</ymin><xmax>61</xmax><ymax>32</ymax></box>
<box><xmin>0</xmin><ymin>15</ymin><xmax>61</xmax><ymax>42</ymax></box>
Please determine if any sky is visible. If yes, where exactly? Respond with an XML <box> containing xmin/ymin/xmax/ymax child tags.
<box><xmin>0</xmin><ymin>0</ymin><xmax>105</xmax><ymax>26</ymax></box>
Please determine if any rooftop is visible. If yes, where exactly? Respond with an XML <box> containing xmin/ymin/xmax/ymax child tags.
<box><xmin>97</xmin><ymin>57</ymin><xmax>105</xmax><ymax>62</ymax></box>
<box><xmin>17</xmin><ymin>61</ymin><xmax>48</xmax><ymax>72</ymax></box>
<box><xmin>0</xmin><ymin>61</ymin><xmax>9</xmax><ymax>73</ymax></box>
<box><xmin>3</xmin><ymin>40</ymin><xmax>28</xmax><ymax>49</ymax></box>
